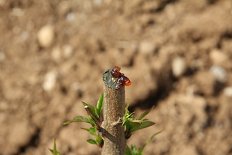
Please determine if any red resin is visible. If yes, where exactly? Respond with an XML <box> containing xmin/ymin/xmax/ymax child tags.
<box><xmin>118</xmin><ymin>76</ymin><xmax>131</xmax><ymax>86</ymax></box>
<box><xmin>122</xmin><ymin>76</ymin><xmax>131</xmax><ymax>86</ymax></box>
<box><xmin>111</xmin><ymin>66</ymin><xmax>121</xmax><ymax>78</ymax></box>
<box><xmin>111</xmin><ymin>66</ymin><xmax>131</xmax><ymax>87</ymax></box>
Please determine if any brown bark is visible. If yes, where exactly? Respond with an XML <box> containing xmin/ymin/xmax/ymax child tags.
<box><xmin>101</xmin><ymin>85</ymin><xmax>126</xmax><ymax>155</ymax></box>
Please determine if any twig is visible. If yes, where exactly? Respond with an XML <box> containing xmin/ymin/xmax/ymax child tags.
<box><xmin>101</xmin><ymin>67</ymin><xmax>127</xmax><ymax>155</ymax></box>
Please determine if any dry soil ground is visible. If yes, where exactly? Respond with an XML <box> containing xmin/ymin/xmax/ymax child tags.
<box><xmin>0</xmin><ymin>0</ymin><xmax>232</xmax><ymax>155</ymax></box>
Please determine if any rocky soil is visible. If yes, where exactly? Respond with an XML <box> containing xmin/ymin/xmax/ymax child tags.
<box><xmin>0</xmin><ymin>0</ymin><xmax>232</xmax><ymax>155</ymax></box>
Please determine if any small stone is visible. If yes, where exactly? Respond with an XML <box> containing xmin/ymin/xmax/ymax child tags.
<box><xmin>11</xmin><ymin>8</ymin><xmax>24</xmax><ymax>17</ymax></box>
<box><xmin>93</xmin><ymin>0</ymin><xmax>103</xmax><ymax>6</ymax></box>
<box><xmin>66</xmin><ymin>12</ymin><xmax>76</xmax><ymax>22</ymax></box>
<box><xmin>172</xmin><ymin>57</ymin><xmax>187</xmax><ymax>77</ymax></box>
<box><xmin>210</xmin><ymin>65</ymin><xmax>227</xmax><ymax>83</ymax></box>
<box><xmin>43</xmin><ymin>71</ymin><xmax>57</xmax><ymax>92</ymax></box>
<box><xmin>210</xmin><ymin>49</ymin><xmax>227</xmax><ymax>65</ymax></box>
<box><xmin>63</xmin><ymin>45</ymin><xmax>73</xmax><ymax>58</ymax></box>
<box><xmin>37</xmin><ymin>25</ymin><xmax>55</xmax><ymax>48</ymax></box>
<box><xmin>51</xmin><ymin>46</ymin><xmax>62</xmax><ymax>61</ymax></box>
<box><xmin>223</xmin><ymin>87</ymin><xmax>232</xmax><ymax>97</ymax></box>
<box><xmin>139</xmin><ymin>41</ymin><xmax>156</xmax><ymax>54</ymax></box>
<box><xmin>0</xmin><ymin>52</ymin><xmax>6</xmax><ymax>62</ymax></box>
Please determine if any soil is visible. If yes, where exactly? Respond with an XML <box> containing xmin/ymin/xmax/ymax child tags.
<box><xmin>0</xmin><ymin>0</ymin><xmax>232</xmax><ymax>155</ymax></box>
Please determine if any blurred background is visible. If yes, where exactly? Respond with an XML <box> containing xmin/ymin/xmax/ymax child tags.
<box><xmin>0</xmin><ymin>0</ymin><xmax>232</xmax><ymax>155</ymax></box>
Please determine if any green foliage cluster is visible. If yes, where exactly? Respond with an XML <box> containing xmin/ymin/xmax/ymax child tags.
<box><xmin>50</xmin><ymin>94</ymin><xmax>155</xmax><ymax>155</ymax></box>
<box><xmin>49</xmin><ymin>140</ymin><xmax>61</xmax><ymax>155</ymax></box>
<box><xmin>123</xmin><ymin>107</ymin><xmax>155</xmax><ymax>139</ymax></box>
<box><xmin>63</xmin><ymin>94</ymin><xmax>104</xmax><ymax>147</ymax></box>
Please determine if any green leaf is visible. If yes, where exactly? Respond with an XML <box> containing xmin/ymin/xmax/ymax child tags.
<box><xmin>81</xmin><ymin>127</ymin><xmax>103</xmax><ymax>146</ymax></box>
<box><xmin>96</xmin><ymin>94</ymin><xmax>103</xmax><ymax>117</ymax></box>
<box><xmin>124</xmin><ymin>118</ymin><xmax>155</xmax><ymax>138</ymax></box>
<box><xmin>81</xmin><ymin>127</ymin><xmax>97</xmax><ymax>136</ymax></box>
<box><xmin>63</xmin><ymin>115</ymin><xmax>94</xmax><ymax>126</ymax></box>
<box><xmin>87</xmin><ymin>139</ymin><xmax>97</xmax><ymax>145</ymax></box>
<box><xmin>130</xmin><ymin>120</ymin><xmax>155</xmax><ymax>132</ymax></box>
<box><xmin>125</xmin><ymin>145</ymin><xmax>143</xmax><ymax>155</ymax></box>
<box><xmin>125</xmin><ymin>131</ymin><xmax>161</xmax><ymax>155</ymax></box>
<box><xmin>131</xmin><ymin>145</ymin><xmax>143</xmax><ymax>155</ymax></box>
<box><xmin>123</xmin><ymin>108</ymin><xmax>134</xmax><ymax>125</ymax></box>
<box><xmin>123</xmin><ymin>106</ymin><xmax>155</xmax><ymax>137</ymax></box>
<box><xmin>125</xmin><ymin>145</ymin><xmax>132</xmax><ymax>155</ymax></box>
<box><xmin>82</xmin><ymin>101</ymin><xmax>99</xmax><ymax>122</ymax></box>
<box><xmin>95</xmin><ymin>134</ymin><xmax>103</xmax><ymax>146</ymax></box>
<box><xmin>49</xmin><ymin>139</ymin><xmax>61</xmax><ymax>155</ymax></box>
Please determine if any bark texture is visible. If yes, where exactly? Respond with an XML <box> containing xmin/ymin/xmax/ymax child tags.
<box><xmin>101</xmin><ymin>85</ymin><xmax>126</xmax><ymax>155</ymax></box>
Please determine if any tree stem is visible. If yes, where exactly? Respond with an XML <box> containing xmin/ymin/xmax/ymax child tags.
<box><xmin>101</xmin><ymin>85</ymin><xmax>126</xmax><ymax>155</ymax></box>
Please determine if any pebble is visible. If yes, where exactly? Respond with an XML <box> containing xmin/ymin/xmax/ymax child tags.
<box><xmin>51</xmin><ymin>46</ymin><xmax>62</xmax><ymax>61</ymax></box>
<box><xmin>172</xmin><ymin>57</ymin><xmax>187</xmax><ymax>77</ymax></box>
<box><xmin>66</xmin><ymin>12</ymin><xmax>76</xmax><ymax>22</ymax></box>
<box><xmin>37</xmin><ymin>25</ymin><xmax>55</xmax><ymax>48</ymax></box>
<box><xmin>63</xmin><ymin>45</ymin><xmax>73</xmax><ymax>58</ymax></box>
<box><xmin>0</xmin><ymin>51</ymin><xmax>6</xmax><ymax>62</ymax></box>
<box><xmin>51</xmin><ymin>45</ymin><xmax>73</xmax><ymax>61</ymax></box>
<box><xmin>210</xmin><ymin>49</ymin><xmax>227</xmax><ymax>65</ymax></box>
<box><xmin>93</xmin><ymin>0</ymin><xmax>103</xmax><ymax>6</ymax></box>
<box><xmin>139</xmin><ymin>41</ymin><xmax>156</xmax><ymax>54</ymax></box>
<box><xmin>223</xmin><ymin>87</ymin><xmax>232</xmax><ymax>97</ymax></box>
<box><xmin>11</xmin><ymin>8</ymin><xmax>24</xmax><ymax>17</ymax></box>
<box><xmin>210</xmin><ymin>65</ymin><xmax>227</xmax><ymax>83</ymax></box>
<box><xmin>43</xmin><ymin>71</ymin><xmax>57</xmax><ymax>92</ymax></box>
